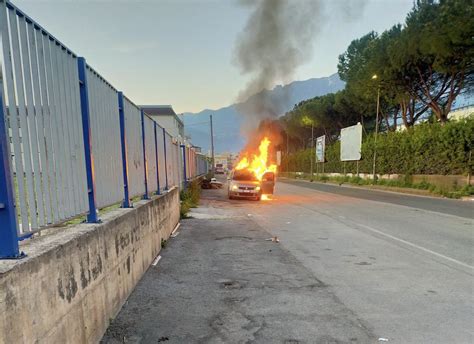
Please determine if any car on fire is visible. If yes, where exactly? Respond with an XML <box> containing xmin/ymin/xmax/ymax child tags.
<box><xmin>227</xmin><ymin>169</ymin><xmax>275</xmax><ymax>201</ymax></box>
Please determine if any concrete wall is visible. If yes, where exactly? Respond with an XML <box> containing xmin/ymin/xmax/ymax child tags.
<box><xmin>0</xmin><ymin>187</ymin><xmax>180</xmax><ymax>344</ymax></box>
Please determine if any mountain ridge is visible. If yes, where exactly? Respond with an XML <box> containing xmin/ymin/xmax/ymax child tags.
<box><xmin>184</xmin><ymin>73</ymin><xmax>345</xmax><ymax>153</ymax></box>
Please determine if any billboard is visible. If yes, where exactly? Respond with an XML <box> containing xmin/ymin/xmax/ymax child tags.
<box><xmin>316</xmin><ymin>135</ymin><xmax>325</xmax><ymax>162</ymax></box>
<box><xmin>276</xmin><ymin>151</ymin><xmax>281</xmax><ymax>166</ymax></box>
<box><xmin>340</xmin><ymin>123</ymin><xmax>362</xmax><ymax>161</ymax></box>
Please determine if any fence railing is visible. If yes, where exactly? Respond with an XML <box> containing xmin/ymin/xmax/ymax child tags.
<box><xmin>0</xmin><ymin>0</ymin><xmax>207</xmax><ymax>258</ymax></box>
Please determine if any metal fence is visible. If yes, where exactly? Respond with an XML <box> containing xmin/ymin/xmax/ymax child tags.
<box><xmin>87</xmin><ymin>66</ymin><xmax>122</xmax><ymax>209</ymax></box>
<box><xmin>0</xmin><ymin>0</ymin><xmax>207</xmax><ymax>258</ymax></box>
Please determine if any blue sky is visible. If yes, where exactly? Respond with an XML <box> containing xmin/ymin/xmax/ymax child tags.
<box><xmin>13</xmin><ymin>0</ymin><xmax>413</xmax><ymax>113</ymax></box>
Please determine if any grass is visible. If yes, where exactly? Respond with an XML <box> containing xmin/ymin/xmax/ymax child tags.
<box><xmin>180</xmin><ymin>179</ymin><xmax>201</xmax><ymax>218</ymax></box>
<box><xmin>282</xmin><ymin>172</ymin><xmax>474</xmax><ymax>199</ymax></box>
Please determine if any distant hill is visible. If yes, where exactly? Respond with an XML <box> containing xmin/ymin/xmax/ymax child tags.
<box><xmin>184</xmin><ymin>73</ymin><xmax>345</xmax><ymax>153</ymax></box>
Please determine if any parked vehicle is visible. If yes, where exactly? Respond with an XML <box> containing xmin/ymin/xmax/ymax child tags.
<box><xmin>215</xmin><ymin>163</ymin><xmax>225</xmax><ymax>174</ymax></box>
<box><xmin>227</xmin><ymin>169</ymin><xmax>275</xmax><ymax>201</ymax></box>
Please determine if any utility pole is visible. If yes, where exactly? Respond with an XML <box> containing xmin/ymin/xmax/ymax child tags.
<box><xmin>372</xmin><ymin>85</ymin><xmax>380</xmax><ymax>183</ymax></box>
<box><xmin>210</xmin><ymin>114</ymin><xmax>215</xmax><ymax>175</ymax></box>
<box><xmin>310</xmin><ymin>122</ymin><xmax>314</xmax><ymax>182</ymax></box>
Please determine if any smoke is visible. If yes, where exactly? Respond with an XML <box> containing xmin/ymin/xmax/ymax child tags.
<box><xmin>234</xmin><ymin>0</ymin><xmax>368</xmax><ymax>138</ymax></box>
<box><xmin>234</xmin><ymin>0</ymin><xmax>322</xmax><ymax>133</ymax></box>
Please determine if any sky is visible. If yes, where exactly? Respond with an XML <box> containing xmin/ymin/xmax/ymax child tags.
<box><xmin>13</xmin><ymin>0</ymin><xmax>414</xmax><ymax>114</ymax></box>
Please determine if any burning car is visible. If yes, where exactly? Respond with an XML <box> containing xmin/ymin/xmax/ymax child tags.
<box><xmin>228</xmin><ymin>169</ymin><xmax>275</xmax><ymax>200</ymax></box>
<box><xmin>228</xmin><ymin>137</ymin><xmax>277</xmax><ymax>201</ymax></box>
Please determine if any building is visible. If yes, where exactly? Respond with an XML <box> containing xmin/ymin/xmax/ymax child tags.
<box><xmin>214</xmin><ymin>152</ymin><xmax>237</xmax><ymax>171</ymax></box>
<box><xmin>141</xmin><ymin>105</ymin><xmax>184</xmax><ymax>141</ymax></box>
<box><xmin>448</xmin><ymin>105</ymin><xmax>474</xmax><ymax>120</ymax></box>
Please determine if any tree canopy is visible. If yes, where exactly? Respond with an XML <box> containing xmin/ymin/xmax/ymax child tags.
<box><xmin>276</xmin><ymin>0</ymin><xmax>473</xmax><ymax>152</ymax></box>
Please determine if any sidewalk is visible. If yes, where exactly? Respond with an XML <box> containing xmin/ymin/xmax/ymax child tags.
<box><xmin>102</xmin><ymin>191</ymin><xmax>375</xmax><ymax>343</ymax></box>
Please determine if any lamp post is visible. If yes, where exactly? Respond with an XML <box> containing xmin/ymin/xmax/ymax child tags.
<box><xmin>301</xmin><ymin>116</ymin><xmax>315</xmax><ymax>181</ymax></box>
<box><xmin>310</xmin><ymin>122</ymin><xmax>314</xmax><ymax>182</ymax></box>
<box><xmin>286</xmin><ymin>131</ymin><xmax>289</xmax><ymax>175</ymax></box>
<box><xmin>372</xmin><ymin>74</ymin><xmax>380</xmax><ymax>183</ymax></box>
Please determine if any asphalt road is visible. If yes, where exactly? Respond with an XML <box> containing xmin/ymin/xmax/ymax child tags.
<box><xmin>251</xmin><ymin>180</ymin><xmax>473</xmax><ymax>343</ymax></box>
<box><xmin>103</xmin><ymin>178</ymin><xmax>473</xmax><ymax>343</ymax></box>
<box><xmin>281</xmin><ymin>178</ymin><xmax>474</xmax><ymax>219</ymax></box>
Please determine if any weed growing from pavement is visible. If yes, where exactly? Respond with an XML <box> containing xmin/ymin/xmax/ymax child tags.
<box><xmin>180</xmin><ymin>179</ymin><xmax>201</xmax><ymax>218</ymax></box>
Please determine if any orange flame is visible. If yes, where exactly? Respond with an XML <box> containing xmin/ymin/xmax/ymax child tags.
<box><xmin>235</xmin><ymin>137</ymin><xmax>277</xmax><ymax>181</ymax></box>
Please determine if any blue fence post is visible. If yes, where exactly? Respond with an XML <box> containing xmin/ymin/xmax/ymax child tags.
<box><xmin>77</xmin><ymin>57</ymin><xmax>100</xmax><ymax>223</ymax></box>
<box><xmin>162</xmin><ymin>127</ymin><xmax>169</xmax><ymax>190</ymax></box>
<box><xmin>141</xmin><ymin>109</ymin><xmax>149</xmax><ymax>199</ymax></box>
<box><xmin>181</xmin><ymin>144</ymin><xmax>187</xmax><ymax>188</ymax></box>
<box><xmin>0</xmin><ymin>68</ymin><xmax>23</xmax><ymax>259</ymax></box>
<box><xmin>154</xmin><ymin>122</ymin><xmax>161</xmax><ymax>195</ymax></box>
<box><xmin>118</xmin><ymin>92</ymin><xmax>132</xmax><ymax>207</ymax></box>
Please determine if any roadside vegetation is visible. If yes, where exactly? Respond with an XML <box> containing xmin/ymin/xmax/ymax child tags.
<box><xmin>280</xmin><ymin>117</ymin><xmax>473</xmax><ymax>199</ymax></box>
<box><xmin>282</xmin><ymin>117</ymin><xmax>473</xmax><ymax>176</ymax></box>
<box><xmin>271</xmin><ymin>0</ymin><xmax>473</xmax><ymax>151</ymax></box>
<box><xmin>282</xmin><ymin>172</ymin><xmax>473</xmax><ymax>199</ymax></box>
<box><xmin>180</xmin><ymin>179</ymin><xmax>201</xmax><ymax>218</ymax></box>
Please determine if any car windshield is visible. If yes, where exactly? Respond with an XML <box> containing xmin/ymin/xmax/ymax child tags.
<box><xmin>232</xmin><ymin>170</ymin><xmax>258</xmax><ymax>181</ymax></box>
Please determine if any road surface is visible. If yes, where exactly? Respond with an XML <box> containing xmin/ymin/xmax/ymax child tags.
<box><xmin>103</xmin><ymin>178</ymin><xmax>473</xmax><ymax>343</ymax></box>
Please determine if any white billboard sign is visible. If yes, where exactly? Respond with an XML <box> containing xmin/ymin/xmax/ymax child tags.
<box><xmin>276</xmin><ymin>151</ymin><xmax>282</xmax><ymax>166</ymax></box>
<box><xmin>340</xmin><ymin>123</ymin><xmax>362</xmax><ymax>161</ymax></box>
<box><xmin>316</xmin><ymin>135</ymin><xmax>325</xmax><ymax>162</ymax></box>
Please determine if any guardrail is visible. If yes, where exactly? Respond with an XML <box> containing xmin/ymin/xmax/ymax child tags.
<box><xmin>0</xmin><ymin>0</ymin><xmax>207</xmax><ymax>258</ymax></box>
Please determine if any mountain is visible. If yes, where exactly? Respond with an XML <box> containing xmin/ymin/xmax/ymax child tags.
<box><xmin>184</xmin><ymin>73</ymin><xmax>344</xmax><ymax>154</ymax></box>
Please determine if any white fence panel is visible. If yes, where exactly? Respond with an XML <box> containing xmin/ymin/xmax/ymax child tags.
<box><xmin>123</xmin><ymin>97</ymin><xmax>145</xmax><ymax>198</ymax></box>
<box><xmin>171</xmin><ymin>141</ymin><xmax>181</xmax><ymax>188</ymax></box>
<box><xmin>0</xmin><ymin>2</ymin><xmax>87</xmax><ymax>235</ymax></box>
<box><xmin>86</xmin><ymin>66</ymin><xmax>123</xmax><ymax>208</ymax></box>
<box><xmin>1</xmin><ymin>0</ymin><xmax>212</xmax><ymax>249</ymax></box>
<box><xmin>156</xmin><ymin>126</ymin><xmax>166</xmax><ymax>192</ymax></box>
<box><xmin>144</xmin><ymin>116</ymin><xmax>157</xmax><ymax>194</ymax></box>
<box><xmin>164</xmin><ymin>133</ymin><xmax>173</xmax><ymax>188</ymax></box>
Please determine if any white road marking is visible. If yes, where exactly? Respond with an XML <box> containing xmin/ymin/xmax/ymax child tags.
<box><xmin>271</xmin><ymin>191</ymin><xmax>474</xmax><ymax>272</ymax></box>
<box><xmin>172</xmin><ymin>222</ymin><xmax>181</xmax><ymax>235</ymax></box>
<box><xmin>357</xmin><ymin>223</ymin><xmax>474</xmax><ymax>270</ymax></box>
<box><xmin>152</xmin><ymin>255</ymin><xmax>162</xmax><ymax>266</ymax></box>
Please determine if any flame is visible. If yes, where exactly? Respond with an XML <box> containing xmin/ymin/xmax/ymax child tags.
<box><xmin>261</xmin><ymin>194</ymin><xmax>272</xmax><ymax>201</ymax></box>
<box><xmin>235</xmin><ymin>137</ymin><xmax>277</xmax><ymax>181</ymax></box>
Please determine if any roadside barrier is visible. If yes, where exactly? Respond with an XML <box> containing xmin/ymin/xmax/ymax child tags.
<box><xmin>0</xmin><ymin>0</ymin><xmax>208</xmax><ymax>258</ymax></box>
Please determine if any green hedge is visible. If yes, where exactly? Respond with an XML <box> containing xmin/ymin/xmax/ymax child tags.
<box><xmin>282</xmin><ymin>117</ymin><xmax>474</xmax><ymax>175</ymax></box>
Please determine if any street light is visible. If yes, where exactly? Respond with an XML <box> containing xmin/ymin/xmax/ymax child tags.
<box><xmin>302</xmin><ymin>116</ymin><xmax>314</xmax><ymax>181</ymax></box>
<box><xmin>372</xmin><ymin>74</ymin><xmax>380</xmax><ymax>183</ymax></box>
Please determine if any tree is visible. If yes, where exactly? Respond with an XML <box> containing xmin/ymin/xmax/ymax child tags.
<box><xmin>278</xmin><ymin>0</ymin><xmax>473</xmax><ymax>152</ymax></box>
<box><xmin>389</xmin><ymin>0</ymin><xmax>474</xmax><ymax>123</ymax></box>
<box><xmin>369</xmin><ymin>25</ymin><xmax>430</xmax><ymax>129</ymax></box>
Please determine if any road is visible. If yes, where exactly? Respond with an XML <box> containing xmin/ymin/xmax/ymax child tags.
<box><xmin>282</xmin><ymin>178</ymin><xmax>474</xmax><ymax>219</ymax></box>
<box><xmin>103</xmin><ymin>178</ymin><xmax>473</xmax><ymax>343</ymax></box>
